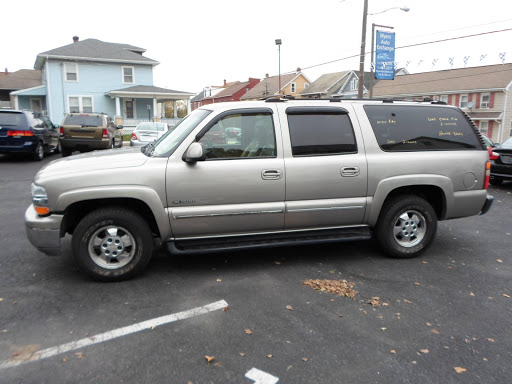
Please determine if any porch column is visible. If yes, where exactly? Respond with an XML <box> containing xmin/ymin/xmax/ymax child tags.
<box><xmin>186</xmin><ymin>98</ymin><xmax>191</xmax><ymax>115</ymax></box>
<box><xmin>153</xmin><ymin>98</ymin><xmax>158</xmax><ymax>121</ymax></box>
<box><xmin>115</xmin><ymin>97</ymin><xmax>121</xmax><ymax>116</ymax></box>
<box><xmin>12</xmin><ymin>95</ymin><xmax>19</xmax><ymax>110</ymax></box>
<box><xmin>173</xmin><ymin>100</ymin><xmax>177</xmax><ymax>118</ymax></box>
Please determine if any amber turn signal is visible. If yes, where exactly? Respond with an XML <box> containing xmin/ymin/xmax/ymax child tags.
<box><xmin>35</xmin><ymin>206</ymin><xmax>50</xmax><ymax>215</ymax></box>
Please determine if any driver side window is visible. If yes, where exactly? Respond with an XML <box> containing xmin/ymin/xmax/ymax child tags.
<box><xmin>198</xmin><ymin>113</ymin><xmax>276</xmax><ymax>159</ymax></box>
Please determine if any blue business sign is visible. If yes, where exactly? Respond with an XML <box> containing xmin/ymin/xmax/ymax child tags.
<box><xmin>375</xmin><ymin>31</ymin><xmax>395</xmax><ymax>80</ymax></box>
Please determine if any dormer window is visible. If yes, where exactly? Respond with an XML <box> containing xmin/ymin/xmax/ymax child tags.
<box><xmin>122</xmin><ymin>66</ymin><xmax>135</xmax><ymax>84</ymax></box>
<box><xmin>351</xmin><ymin>78</ymin><xmax>358</xmax><ymax>91</ymax></box>
<box><xmin>64</xmin><ymin>63</ymin><xmax>78</xmax><ymax>82</ymax></box>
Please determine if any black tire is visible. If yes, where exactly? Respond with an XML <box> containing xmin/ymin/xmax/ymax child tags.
<box><xmin>111</xmin><ymin>139</ymin><xmax>115</xmax><ymax>149</ymax></box>
<box><xmin>375</xmin><ymin>195</ymin><xmax>437</xmax><ymax>259</ymax></box>
<box><xmin>72</xmin><ymin>207</ymin><xmax>154</xmax><ymax>281</ymax></box>
<box><xmin>53</xmin><ymin>141</ymin><xmax>61</xmax><ymax>154</ymax></box>
<box><xmin>33</xmin><ymin>142</ymin><xmax>44</xmax><ymax>161</ymax></box>
<box><xmin>489</xmin><ymin>178</ymin><xmax>503</xmax><ymax>186</ymax></box>
<box><xmin>61</xmin><ymin>148</ymin><xmax>72</xmax><ymax>157</ymax></box>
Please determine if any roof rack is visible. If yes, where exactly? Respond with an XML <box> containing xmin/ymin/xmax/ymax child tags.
<box><xmin>262</xmin><ymin>97</ymin><xmax>449</xmax><ymax>105</ymax></box>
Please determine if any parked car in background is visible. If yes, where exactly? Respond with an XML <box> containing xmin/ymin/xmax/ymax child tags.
<box><xmin>130</xmin><ymin>122</ymin><xmax>170</xmax><ymax>147</ymax></box>
<box><xmin>489</xmin><ymin>136</ymin><xmax>512</xmax><ymax>185</ymax></box>
<box><xmin>0</xmin><ymin>110</ymin><xmax>60</xmax><ymax>160</ymax></box>
<box><xmin>59</xmin><ymin>113</ymin><xmax>122</xmax><ymax>157</ymax></box>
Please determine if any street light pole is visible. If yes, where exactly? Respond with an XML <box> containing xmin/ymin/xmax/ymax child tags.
<box><xmin>369</xmin><ymin>23</ymin><xmax>394</xmax><ymax>99</ymax></box>
<box><xmin>275</xmin><ymin>39</ymin><xmax>282</xmax><ymax>96</ymax></box>
<box><xmin>357</xmin><ymin>0</ymin><xmax>369</xmax><ymax>98</ymax></box>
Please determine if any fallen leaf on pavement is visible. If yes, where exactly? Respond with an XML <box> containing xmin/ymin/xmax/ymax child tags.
<box><xmin>286</xmin><ymin>305</ymin><xmax>294</xmax><ymax>311</ymax></box>
<box><xmin>216</xmin><ymin>279</ymin><xmax>222</xmax><ymax>282</ymax></box>
<box><xmin>503</xmin><ymin>294</ymin><xmax>511</xmax><ymax>298</ymax></box>
<box><xmin>381</xmin><ymin>328</ymin><xmax>387</xmax><ymax>331</ymax></box>
<box><xmin>404</xmin><ymin>299</ymin><xmax>412</xmax><ymax>304</ymax></box>
<box><xmin>223</xmin><ymin>306</ymin><xmax>229</xmax><ymax>312</ymax></box>
<box><xmin>497</xmin><ymin>259</ymin><xmax>503</xmax><ymax>263</ymax></box>
<box><xmin>470</xmin><ymin>292</ymin><xmax>475</xmax><ymax>296</ymax></box>
<box><xmin>302</xmin><ymin>358</ymin><xmax>309</xmax><ymax>361</ymax></box>
<box><xmin>0</xmin><ymin>298</ymin><xmax>3</xmax><ymax>302</ymax></box>
<box><xmin>420</xmin><ymin>349</ymin><xmax>429</xmax><ymax>354</ymax></box>
<box><xmin>426</xmin><ymin>323</ymin><xmax>432</xmax><ymax>326</ymax></box>
<box><xmin>368</xmin><ymin>297</ymin><xmax>385</xmax><ymax>307</ymax></box>
<box><xmin>454</xmin><ymin>367</ymin><xmax>467</xmax><ymax>373</ymax></box>
<box><xmin>239</xmin><ymin>353</ymin><xmax>246</xmax><ymax>357</ymax></box>
<box><xmin>303</xmin><ymin>279</ymin><xmax>358</xmax><ymax>298</ymax></box>
<box><xmin>390</xmin><ymin>350</ymin><xmax>396</xmax><ymax>354</ymax></box>
<box><xmin>267</xmin><ymin>354</ymin><xmax>273</xmax><ymax>358</ymax></box>
<box><xmin>75</xmin><ymin>352</ymin><xmax>83</xmax><ymax>359</ymax></box>
<box><xmin>487</xmin><ymin>338</ymin><xmax>495</xmax><ymax>342</ymax></box>
<box><xmin>274</xmin><ymin>261</ymin><xmax>281</xmax><ymax>265</ymax></box>
<box><xmin>339</xmin><ymin>314</ymin><xmax>343</xmax><ymax>317</ymax></box>
<box><xmin>205</xmin><ymin>355</ymin><xmax>215</xmax><ymax>364</ymax></box>
<box><xmin>415</xmin><ymin>282</ymin><xmax>421</xmax><ymax>286</ymax></box>
<box><xmin>431</xmin><ymin>329</ymin><xmax>440</xmax><ymax>334</ymax></box>
<box><xmin>245</xmin><ymin>329</ymin><xmax>253</xmax><ymax>335</ymax></box>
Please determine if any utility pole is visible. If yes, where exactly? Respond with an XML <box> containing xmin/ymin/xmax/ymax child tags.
<box><xmin>358</xmin><ymin>0</ymin><xmax>369</xmax><ymax>98</ymax></box>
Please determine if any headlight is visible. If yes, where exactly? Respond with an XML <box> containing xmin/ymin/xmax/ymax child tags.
<box><xmin>31</xmin><ymin>183</ymin><xmax>50</xmax><ymax>215</ymax></box>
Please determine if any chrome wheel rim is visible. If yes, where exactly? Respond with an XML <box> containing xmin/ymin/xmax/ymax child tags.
<box><xmin>37</xmin><ymin>144</ymin><xmax>43</xmax><ymax>158</ymax></box>
<box><xmin>393</xmin><ymin>210</ymin><xmax>426</xmax><ymax>248</ymax></box>
<box><xmin>88</xmin><ymin>225</ymin><xmax>136</xmax><ymax>269</ymax></box>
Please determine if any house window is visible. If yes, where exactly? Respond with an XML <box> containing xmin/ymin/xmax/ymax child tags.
<box><xmin>481</xmin><ymin>93</ymin><xmax>490</xmax><ymax>108</ymax></box>
<box><xmin>479</xmin><ymin>121</ymin><xmax>488</xmax><ymax>135</ymax></box>
<box><xmin>122</xmin><ymin>66</ymin><xmax>135</xmax><ymax>84</ymax></box>
<box><xmin>304</xmin><ymin>83</ymin><xmax>309</xmax><ymax>89</ymax></box>
<box><xmin>64</xmin><ymin>63</ymin><xmax>78</xmax><ymax>82</ymax></box>
<box><xmin>68</xmin><ymin>96</ymin><xmax>94</xmax><ymax>113</ymax></box>
<box><xmin>440</xmin><ymin>95</ymin><xmax>448</xmax><ymax>104</ymax></box>
<box><xmin>351</xmin><ymin>78</ymin><xmax>358</xmax><ymax>91</ymax></box>
<box><xmin>460</xmin><ymin>94</ymin><xmax>469</xmax><ymax>108</ymax></box>
<box><xmin>291</xmin><ymin>82</ymin><xmax>296</xmax><ymax>93</ymax></box>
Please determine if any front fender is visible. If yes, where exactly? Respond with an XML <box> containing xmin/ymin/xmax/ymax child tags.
<box><xmin>56</xmin><ymin>185</ymin><xmax>172</xmax><ymax>240</ymax></box>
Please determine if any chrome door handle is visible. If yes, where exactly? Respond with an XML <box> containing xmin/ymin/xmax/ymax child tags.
<box><xmin>341</xmin><ymin>167</ymin><xmax>360</xmax><ymax>177</ymax></box>
<box><xmin>261</xmin><ymin>169</ymin><xmax>283</xmax><ymax>180</ymax></box>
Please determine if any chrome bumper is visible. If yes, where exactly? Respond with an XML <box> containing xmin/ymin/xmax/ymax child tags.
<box><xmin>25</xmin><ymin>205</ymin><xmax>63</xmax><ymax>256</ymax></box>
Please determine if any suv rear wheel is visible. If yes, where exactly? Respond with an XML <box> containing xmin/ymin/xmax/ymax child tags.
<box><xmin>376</xmin><ymin>195</ymin><xmax>437</xmax><ymax>258</ymax></box>
<box><xmin>72</xmin><ymin>208</ymin><xmax>154</xmax><ymax>281</ymax></box>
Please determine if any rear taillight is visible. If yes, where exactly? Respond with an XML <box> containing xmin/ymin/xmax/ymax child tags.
<box><xmin>59</xmin><ymin>127</ymin><xmax>64</xmax><ymax>137</ymax></box>
<box><xmin>7</xmin><ymin>130</ymin><xmax>34</xmax><ymax>137</ymax></box>
<box><xmin>484</xmin><ymin>160</ymin><xmax>491</xmax><ymax>189</ymax></box>
<box><xmin>102</xmin><ymin>129</ymin><xmax>108</xmax><ymax>138</ymax></box>
<box><xmin>487</xmin><ymin>147</ymin><xmax>499</xmax><ymax>160</ymax></box>
<box><xmin>131</xmin><ymin>132</ymin><xmax>138</xmax><ymax>140</ymax></box>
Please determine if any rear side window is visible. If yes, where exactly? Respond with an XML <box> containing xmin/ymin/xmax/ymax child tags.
<box><xmin>364</xmin><ymin>105</ymin><xmax>482</xmax><ymax>151</ymax></box>
<box><xmin>286</xmin><ymin>107</ymin><xmax>357</xmax><ymax>156</ymax></box>
<box><xmin>63</xmin><ymin>115</ymin><xmax>103</xmax><ymax>127</ymax></box>
<box><xmin>0</xmin><ymin>112</ymin><xmax>27</xmax><ymax>129</ymax></box>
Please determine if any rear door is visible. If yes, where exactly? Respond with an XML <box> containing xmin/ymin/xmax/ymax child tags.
<box><xmin>166</xmin><ymin>107</ymin><xmax>286</xmax><ymax>238</ymax></box>
<box><xmin>279</xmin><ymin>104</ymin><xmax>368</xmax><ymax>229</ymax></box>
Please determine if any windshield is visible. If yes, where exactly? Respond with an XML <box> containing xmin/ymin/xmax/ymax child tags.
<box><xmin>150</xmin><ymin>109</ymin><xmax>212</xmax><ymax>157</ymax></box>
<box><xmin>63</xmin><ymin>115</ymin><xmax>103</xmax><ymax>127</ymax></box>
<box><xmin>500</xmin><ymin>137</ymin><xmax>512</xmax><ymax>149</ymax></box>
<box><xmin>136</xmin><ymin>122</ymin><xmax>167</xmax><ymax>132</ymax></box>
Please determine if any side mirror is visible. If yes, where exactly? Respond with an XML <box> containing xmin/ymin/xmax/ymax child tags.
<box><xmin>183</xmin><ymin>142</ymin><xmax>205</xmax><ymax>163</ymax></box>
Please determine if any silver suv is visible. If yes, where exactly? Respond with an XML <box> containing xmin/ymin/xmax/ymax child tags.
<box><xmin>25</xmin><ymin>99</ymin><xmax>493</xmax><ymax>281</ymax></box>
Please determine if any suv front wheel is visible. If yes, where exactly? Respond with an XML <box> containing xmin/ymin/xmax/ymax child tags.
<box><xmin>375</xmin><ymin>195</ymin><xmax>437</xmax><ymax>258</ymax></box>
<box><xmin>72</xmin><ymin>207</ymin><xmax>154</xmax><ymax>281</ymax></box>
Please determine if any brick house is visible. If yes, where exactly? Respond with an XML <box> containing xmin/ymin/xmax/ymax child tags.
<box><xmin>240</xmin><ymin>70</ymin><xmax>311</xmax><ymax>101</ymax></box>
<box><xmin>372</xmin><ymin>64</ymin><xmax>512</xmax><ymax>142</ymax></box>
<box><xmin>201</xmin><ymin>78</ymin><xmax>260</xmax><ymax>106</ymax></box>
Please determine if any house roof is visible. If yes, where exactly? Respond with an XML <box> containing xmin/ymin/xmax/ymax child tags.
<box><xmin>0</xmin><ymin>69</ymin><xmax>42</xmax><ymax>90</ymax></box>
<box><xmin>373</xmin><ymin>64</ymin><xmax>512</xmax><ymax>97</ymax></box>
<box><xmin>204</xmin><ymin>81</ymin><xmax>250</xmax><ymax>100</ymax></box>
<box><xmin>300</xmin><ymin>71</ymin><xmax>351</xmax><ymax>95</ymax></box>
<box><xmin>34</xmin><ymin>39</ymin><xmax>159</xmax><ymax>69</ymax></box>
<box><xmin>191</xmin><ymin>91</ymin><xmax>204</xmax><ymax>103</ymax></box>
<box><xmin>240</xmin><ymin>73</ymin><xmax>299</xmax><ymax>100</ymax></box>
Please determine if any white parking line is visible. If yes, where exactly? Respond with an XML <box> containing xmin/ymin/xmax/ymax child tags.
<box><xmin>245</xmin><ymin>368</ymin><xmax>280</xmax><ymax>384</ymax></box>
<box><xmin>0</xmin><ymin>300</ymin><xmax>228</xmax><ymax>371</ymax></box>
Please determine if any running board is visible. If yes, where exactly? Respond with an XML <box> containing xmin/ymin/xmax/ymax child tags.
<box><xmin>167</xmin><ymin>227</ymin><xmax>372</xmax><ymax>255</ymax></box>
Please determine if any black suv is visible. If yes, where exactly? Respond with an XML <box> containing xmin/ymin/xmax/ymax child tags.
<box><xmin>489</xmin><ymin>137</ymin><xmax>512</xmax><ymax>185</ymax></box>
<box><xmin>0</xmin><ymin>110</ymin><xmax>60</xmax><ymax>160</ymax></box>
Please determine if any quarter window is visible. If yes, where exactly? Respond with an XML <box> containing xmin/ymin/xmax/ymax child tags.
<box><xmin>287</xmin><ymin>109</ymin><xmax>357</xmax><ymax>156</ymax></box>
<box><xmin>364</xmin><ymin>105</ymin><xmax>482</xmax><ymax>151</ymax></box>
<box><xmin>198</xmin><ymin>112</ymin><xmax>276</xmax><ymax>159</ymax></box>
<box><xmin>64</xmin><ymin>63</ymin><xmax>78</xmax><ymax>82</ymax></box>
<box><xmin>122</xmin><ymin>66</ymin><xmax>134</xmax><ymax>84</ymax></box>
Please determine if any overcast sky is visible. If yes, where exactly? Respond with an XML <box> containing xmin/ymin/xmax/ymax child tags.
<box><xmin>2</xmin><ymin>0</ymin><xmax>512</xmax><ymax>93</ymax></box>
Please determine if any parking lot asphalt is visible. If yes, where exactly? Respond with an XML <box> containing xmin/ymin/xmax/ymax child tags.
<box><xmin>0</xmin><ymin>152</ymin><xmax>511</xmax><ymax>384</ymax></box>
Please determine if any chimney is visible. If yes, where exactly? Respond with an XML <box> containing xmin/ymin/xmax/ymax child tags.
<box><xmin>4</xmin><ymin>68</ymin><xmax>7</xmax><ymax>75</ymax></box>
<box><xmin>265</xmin><ymin>73</ymin><xmax>269</xmax><ymax>78</ymax></box>
<box><xmin>296</xmin><ymin>67</ymin><xmax>301</xmax><ymax>73</ymax></box>
<box><xmin>73</xmin><ymin>36</ymin><xmax>79</xmax><ymax>43</ymax></box>
<box><xmin>224</xmin><ymin>79</ymin><xmax>226</xmax><ymax>86</ymax></box>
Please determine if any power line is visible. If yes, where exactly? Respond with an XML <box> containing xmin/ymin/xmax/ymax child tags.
<box><xmin>282</xmin><ymin>27</ymin><xmax>512</xmax><ymax>76</ymax></box>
